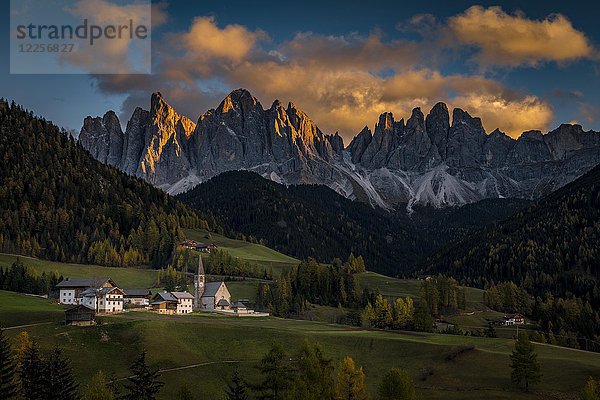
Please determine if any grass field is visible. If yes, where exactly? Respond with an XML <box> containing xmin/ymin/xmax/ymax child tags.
<box><xmin>184</xmin><ymin>229</ymin><xmax>299</xmax><ymax>276</ymax></box>
<box><xmin>1</xmin><ymin>291</ymin><xmax>599</xmax><ymax>400</ymax></box>
<box><xmin>0</xmin><ymin>253</ymin><xmax>157</xmax><ymax>289</ymax></box>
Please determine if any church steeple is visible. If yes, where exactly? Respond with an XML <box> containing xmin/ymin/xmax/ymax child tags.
<box><xmin>194</xmin><ymin>255</ymin><xmax>205</xmax><ymax>309</ymax></box>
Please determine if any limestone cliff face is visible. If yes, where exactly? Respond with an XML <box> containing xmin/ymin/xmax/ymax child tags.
<box><xmin>80</xmin><ymin>89</ymin><xmax>600</xmax><ymax>210</ymax></box>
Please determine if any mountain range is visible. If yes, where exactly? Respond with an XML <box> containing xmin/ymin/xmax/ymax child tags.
<box><xmin>79</xmin><ymin>89</ymin><xmax>600</xmax><ymax>210</ymax></box>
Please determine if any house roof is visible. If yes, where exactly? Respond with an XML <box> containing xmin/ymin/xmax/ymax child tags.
<box><xmin>171</xmin><ymin>291</ymin><xmax>194</xmax><ymax>299</ymax></box>
<box><xmin>152</xmin><ymin>292</ymin><xmax>178</xmax><ymax>302</ymax></box>
<box><xmin>217</xmin><ymin>298</ymin><xmax>230</xmax><ymax>307</ymax></box>
<box><xmin>56</xmin><ymin>277</ymin><xmax>113</xmax><ymax>288</ymax></box>
<box><xmin>202</xmin><ymin>282</ymin><xmax>224</xmax><ymax>298</ymax></box>
<box><xmin>123</xmin><ymin>289</ymin><xmax>152</xmax><ymax>297</ymax></box>
<box><xmin>232</xmin><ymin>301</ymin><xmax>247</xmax><ymax>308</ymax></box>
<box><xmin>81</xmin><ymin>287</ymin><xmax>123</xmax><ymax>297</ymax></box>
<box><xmin>65</xmin><ymin>304</ymin><xmax>95</xmax><ymax>313</ymax></box>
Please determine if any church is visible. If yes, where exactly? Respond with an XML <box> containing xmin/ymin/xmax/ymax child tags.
<box><xmin>194</xmin><ymin>255</ymin><xmax>232</xmax><ymax>311</ymax></box>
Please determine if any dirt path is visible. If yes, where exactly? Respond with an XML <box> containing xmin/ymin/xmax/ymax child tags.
<box><xmin>110</xmin><ymin>360</ymin><xmax>257</xmax><ymax>383</ymax></box>
<box><xmin>3</xmin><ymin>321</ymin><xmax>54</xmax><ymax>330</ymax></box>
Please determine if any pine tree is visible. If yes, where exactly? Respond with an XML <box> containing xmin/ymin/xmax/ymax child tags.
<box><xmin>83</xmin><ymin>371</ymin><xmax>115</xmax><ymax>400</ymax></box>
<box><xmin>510</xmin><ymin>332</ymin><xmax>542</xmax><ymax>391</ymax></box>
<box><xmin>225</xmin><ymin>366</ymin><xmax>248</xmax><ymax>400</ymax></box>
<box><xmin>334</xmin><ymin>356</ymin><xmax>368</xmax><ymax>400</ymax></box>
<box><xmin>42</xmin><ymin>346</ymin><xmax>79</xmax><ymax>400</ymax></box>
<box><xmin>254</xmin><ymin>343</ymin><xmax>292</xmax><ymax>399</ymax></box>
<box><xmin>0</xmin><ymin>328</ymin><xmax>17</xmax><ymax>399</ymax></box>
<box><xmin>122</xmin><ymin>351</ymin><xmax>164</xmax><ymax>400</ymax></box>
<box><xmin>378</xmin><ymin>368</ymin><xmax>418</xmax><ymax>400</ymax></box>
<box><xmin>19</xmin><ymin>341</ymin><xmax>45</xmax><ymax>400</ymax></box>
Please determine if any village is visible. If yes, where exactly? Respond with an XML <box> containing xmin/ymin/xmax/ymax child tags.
<box><xmin>59</xmin><ymin>254</ymin><xmax>267</xmax><ymax>326</ymax></box>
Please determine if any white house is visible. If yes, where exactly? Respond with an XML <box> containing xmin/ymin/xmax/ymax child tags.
<box><xmin>150</xmin><ymin>291</ymin><xmax>194</xmax><ymax>314</ymax></box>
<box><xmin>80</xmin><ymin>286</ymin><xmax>125</xmax><ymax>313</ymax></box>
<box><xmin>123</xmin><ymin>289</ymin><xmax>152</xmax><ymax>307</ymax></box>
<box><xmin>56</xmin><ymin>278</ymin><xmax>116</xmax><ymax>305</ymax></box>
<box><xmin>504</xmin><ymin>314</ymin><xmax>525</xmax><ymax>326</ymax></box>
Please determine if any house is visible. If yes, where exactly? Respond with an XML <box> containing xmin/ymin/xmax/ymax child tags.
<box><xmin>56</xmin><ymin>277</ymin><xmax>116</xmax><ymax>305</ymax></box>
<box><xmin>178</xmin><ymin>240</ymin><xmax>218</xmax><ymax>253</ymax></box>
<box><xmin>65</xmin><ymin>304</ymin><xmax>96</xmax><ymax>326</ymax></box>
<box><xmin>232</xmin><ymin>301</ymin><xmax>255</xmax><ymax>314</ymax></box>
<box><xmin>201</xmin><ymin>282</ymin><xmax>232</xmax><ymax>310</ymax></box>
<box><xmin>123</xmin><ymin>289</ymin><xmax>152</xmax><ymax>307</ymax></box>
<box><xmin>504</xmin><ymin>314</ymin><xmax>525</xmax><ymax>326</ymax></box>
<box><xmin>150</xmin><ymin>291</ymin><xmax>194</xmax><ymax>314</ymax></box>
<box><xmin>80</xmin><ymin>286</ymin><xmax>125</xmax><ymax>313</ymax></box>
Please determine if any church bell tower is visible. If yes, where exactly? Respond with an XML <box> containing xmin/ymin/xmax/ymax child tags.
<box><xmin>194</xmin><ymin>255</ymin><xmax>205</xmax><ymax>309</ymax></box>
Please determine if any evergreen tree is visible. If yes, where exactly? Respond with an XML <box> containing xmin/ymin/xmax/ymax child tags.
<box><xmin>254</xmin><ymin>343</ymin><xmax>292</xmax><ymax>399</ymax></box>
<box><xmin>334</xmin><ymin>356</ymin><xmax>368</xmax><ymax>400</ymax></box>
<box><xmin>42</xmin><ymin>346</ymin><xmax>79</xmax><ymax>400</ymax></box>
<box><xmin>19</xmin><ymin>341</ymin><xmax>45</xmax><ymax>400</ymax></box>
<box><xmin>122</xmin><ymin>351</ymin><xmax>164</xmax><ymax>400</ymax></box>
<box><xmin>413</xmin><ymin>301</ymin><xmax>434</xmax><ymax>333</ymax></box>
<box><xmin>287</xmin><ymin>341</ymin><xmax>335</xmax><ymax>400</ymax></box>
<box><xmin>378</xmin><ymin>368</ymin><xmax>418</xmax><ymax>400</ymax></box>
<box><xmin>510</xmin><ymin>332</ymin><xmax>542</xmax><ymax>391</ymax></box>
<box><xmin>581</xmin><ymin>377</ymin><xmax>600</xmax><ymax>400</ymax></box>
<box><xmin>83</xmin><ymin>371</ymin><xmax>115</xmax><ymax>400</ymax></box>
<box><xmin>0</xmin><ymin>328</ymin><xmax>17</xmax><ymax>399</ymax></box>
<box><xmin>225</xmin><ymin>366</ymin><xmax>248</xmax><ymax>400</ymax></box>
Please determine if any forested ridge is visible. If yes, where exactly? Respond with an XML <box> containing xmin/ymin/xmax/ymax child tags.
<box><xmin>0</xmin><ymin>99</ymin><xmax>209</xmax><ymax>268</ymax></box>
<box><xmin>429</xmin><ymin>162</ymin><xmax>600</xmax><ymax>344</ymax></box>
<box><xmin>178</xmin><ymin>170</ymin><xmax>527</xmax><ymax>276</ymax></box>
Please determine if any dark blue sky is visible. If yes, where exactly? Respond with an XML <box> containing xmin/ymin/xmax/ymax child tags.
<box><xmin>2</xmin><ymin>0</ymin><xmax>599</xmax><ymax>139</ymax></box>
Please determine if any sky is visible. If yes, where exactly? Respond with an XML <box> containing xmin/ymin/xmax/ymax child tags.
<box><xmin>1</xmin><ymin>0</ymin><xmax>599</xmax><ymax>142</ymax></box>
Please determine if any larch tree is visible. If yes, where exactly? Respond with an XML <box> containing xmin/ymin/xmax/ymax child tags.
<box><xmin>334</xmin><ymin>356</ymin><xmax>369</xmax><ymax>400</ymax></box>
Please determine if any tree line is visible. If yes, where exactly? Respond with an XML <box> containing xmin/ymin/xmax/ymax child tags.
<box><xmin>255</xmin><ymin>256</ymin><xmax>366</xmax><ymax>318</ymax></box>
<box><xmin>0</xmin><ymin>259</ymin><xmax>61</xmax><ymax>296</ymax></box>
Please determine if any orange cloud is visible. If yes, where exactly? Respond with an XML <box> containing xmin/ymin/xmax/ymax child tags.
<box><xmin>95</xmin><ymin>14</ymin><xmax>558</xmax><ymax>140</ymax></box>
<box><xmin>178</xmin><ymin>16</ymin><xmax>267</xmax><ymax>62</ymax></box>
<box><xmin>448</xmin><ymin>6</ymin><xmax>595</xmax><ymax>67</ymax></box>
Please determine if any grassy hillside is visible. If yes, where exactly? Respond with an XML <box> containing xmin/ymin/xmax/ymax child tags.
<box><xmin>185</xmin><ymin>228</ymin><xmax>299</xmax><ymax>277</ymax></box>
<box><xmin>0</xmin><ymin>290</ymin><xmax>65</xmax><ymax>327</ymax></box>
<box><xmin>0</xmin><ymin>253</ymin><xmax>157</xmax><ymax>289</ymax></box>
<box><xmin>1</xmin><ymin>291</ymin><xmax>598</xmax><ymax>400</ymax></box>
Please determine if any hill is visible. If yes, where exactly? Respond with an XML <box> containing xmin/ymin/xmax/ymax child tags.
<box><xmin>178</xmin><ymin>170</ymin><xmax>423</xmax><ymax>275</ymax></box>
<box><xmin>1</xmin><ymin>292</ymin><xmax>598</xmax><ymax>400</ymax></box>
<box><xmin>0</xmin><ymin>99</ymin><xmax>209</xmax><ymax>268</ymax></box>
<box><xmin>428</xmin><ymin>163</ymin><xmax>600</xmax><ymax>341</ymax></box>
<box><xmin>178</xmin><ymin>170</ymin><xmax>529</xmax><ymax>275</ymax></box>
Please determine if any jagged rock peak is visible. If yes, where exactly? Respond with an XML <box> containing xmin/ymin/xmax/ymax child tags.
<box><xmin>406</xmin><ymin>107</ymin><xmax>425</xmax><ymax>131</ymax></box>
<box><xmin>217</xmin><ymin>88</ymin><xmax>262</xmax><ymax>114</ymax></box>
<box><xmin>452</xmin><ymin>108</ymin><xmax>484</xmax><ymax>132</ymax></box>
<box><xmin>377</xmin><ymin>112</ymin><xmax>395</xmax><ymax>132</ymax></box>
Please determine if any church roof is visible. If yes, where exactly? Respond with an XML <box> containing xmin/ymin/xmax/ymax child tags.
<box><xmin>202</xmin><ymin>282</ymin><xmax>224</xmax><ymax>298</ymax></box>
<box><xmin>217</xmin><ymin>298</ymin><xmax>230</xmax><ymax>307</ymax></box>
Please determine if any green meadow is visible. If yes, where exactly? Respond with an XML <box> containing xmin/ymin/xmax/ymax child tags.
<box><xmin>1</xmin><ymin>291</ymin><xmax>598</xmax><ymax>400</ymax></box>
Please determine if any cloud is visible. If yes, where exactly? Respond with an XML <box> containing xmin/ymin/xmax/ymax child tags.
<box><xmin>93</xmin><ymin>14</ymin><xmax>556</xmax><ymax>140</ymax></box>
<box><xmin>62</xmin><ymin>0</ymin><xmax>161</xmax><ymax>73</ymax></box>
<box><xmin>447</xmin><ymin>6</ymin><xmax>596</xmax><ymax>67</ymax></box>
<box><xmin>176</xmin><ymin>16</ymin><xmax>268</xmax><ymax>63</ymax></box>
